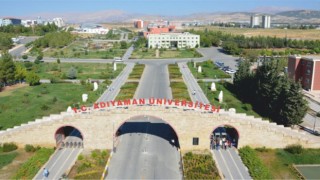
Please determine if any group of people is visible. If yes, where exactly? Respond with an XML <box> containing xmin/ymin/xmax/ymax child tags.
<box><xmin>211</xmin><ymin>137</ymin><xmax>233</xmax><ymax>150</ymax></box>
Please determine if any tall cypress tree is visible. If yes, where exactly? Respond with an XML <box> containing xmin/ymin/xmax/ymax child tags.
<box><xmin>0</xmin><ymin>52</ymin><xmax>16</xmax><ymax>84</ymax></box>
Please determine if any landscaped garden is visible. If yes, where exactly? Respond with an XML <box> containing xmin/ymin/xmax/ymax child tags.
<box><xmin>183</xmin><ymin>151</ymin><xmax>220</xmax><ymax>179</ymax></box>
<box><xmin>41</xmin><ymin>39</ymin><xmax>128</xmax><ymax>59</ymax></box>
<box><xmin>168</xmin><ymin>64</ymin><xmax>191</xmax><ymax>101</ymax></box>
<box><xmin>130</xmin><ymin>48</ymin><xmax>202</xmax><ymax>59</ymax></box>
<box><xmin>128</xmin><ymin>64</ymin><xmax>145</xmax><ymax>79</ymax></box>
<box><xmin>68</xmin><ymin>149</ymin><xmax>110</xmax><ymax>179</ymax></box>
<box><xmin>187</xmin><ymin>60</ymin><xmax>231</xmax><ymax>79</ymax></box>
<box><xmin>21</xmin><ymin>62</ymin><xmax>125</xmax><ymax>80</ymax></box>
<box><xmin>0</xmin><ymin>83</ymin><xmax>101</xmax><ymax>130</ymax></box>
<box><xmin>115</xmin><ymin>82</ymin><xmax>139</xmax><ymax>100</ymax></box>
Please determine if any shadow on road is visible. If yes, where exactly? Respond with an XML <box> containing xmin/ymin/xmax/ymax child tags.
<box><xmin>116</xmin><ymin>121</ymin><xmax>180</xmax><ymax>148</ymax></box>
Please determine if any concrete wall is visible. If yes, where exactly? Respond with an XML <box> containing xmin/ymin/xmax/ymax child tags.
<box><xmin>1</xmin><ymin>106</ymin><xmax>319</xmax><ymax>150</ymax></box>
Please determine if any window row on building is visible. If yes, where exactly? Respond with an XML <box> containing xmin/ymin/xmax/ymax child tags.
<box><xmin>147</xmin><ymin>32</ymin><xmax>200</xmax><ymax>49</ymax></box>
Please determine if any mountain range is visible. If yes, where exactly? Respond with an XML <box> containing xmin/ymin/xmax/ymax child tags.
<box><xmin>24</xmin><ymin>10</ymin><xmax>320</xmax><ymax>24</ymax></box>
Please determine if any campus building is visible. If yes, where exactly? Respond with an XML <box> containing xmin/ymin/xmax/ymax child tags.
<box><xmin>0</xmin><ymin>17</ymin><xmax>21</xmax><ymax>26</ymax></box>
<box><xmin>53</xmin><ymin>18</ymin><xmax>65</xmax><ymax>27</ymax></box>
<box><xmin>288</xmin><ymin>55</ymin><xmax>320</xmax><ymax>91</ymax></box>
<box><xmin>147</xmin><ymin>32</ymin><xmax>200</xmax><ymax>49</ymax></box>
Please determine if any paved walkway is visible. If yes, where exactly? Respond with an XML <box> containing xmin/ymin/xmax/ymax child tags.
<box><xmin>212</xmin><ymin>148</ymin><xmax>251</xmax><ymax>180</ymax></box>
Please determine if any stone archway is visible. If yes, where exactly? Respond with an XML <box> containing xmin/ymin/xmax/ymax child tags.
<box><xmin>210</xmin><ymin>124</ymin><xmax>240</xmax><ymax>149</ymax></box>
<box><xmin>55</xmin><ymin>125</ymin><xmax>83</xmax><ymax>148</ymax></box>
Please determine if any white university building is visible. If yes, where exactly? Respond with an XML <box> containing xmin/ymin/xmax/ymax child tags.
<box><xmin>147</xmin><ymin>32</ymin><xmax>200</xmax><ymax>49</ymax></box>
<box><xmin>262</xmin><ymin>15</ymin><xmax>271</xmax><ymax>28</ymax></box>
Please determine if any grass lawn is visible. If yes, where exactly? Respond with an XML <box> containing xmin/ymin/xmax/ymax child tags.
<box><xmin>43</xmin><ymin>40</ymin><xmax>127</xmax><ymax>59</ymax></box>
<box><xmin>130</xmin><ymin>48</ymin><xmax>202</xmax><ymax>59</ymax></box>
<box><xmin>0</xmin><ymin>83</ymin><xmax>101</xmax><ymax>130</ymax></box>
<box><xmin>68</xmin><ymin>150</ymin><xmax>110</xmax><ymax>179</ymax></box>
<box><xmin>255</xmin><ymin>148</ymin><xmax>320</xmax><ymax>179</ymax></box>
<box><xmin>115</xmin><ymin>82</ymin><xmax>139</xmax><ymax>100</ymax></box>
<box><xmin>23</xmin><ymin>62</ymin><xmax>125</xmax><ymax>80</ymax></box>
<box><xmin>168</xmin><ymin>64</ymin><xmax>182</xmax><ymax>80</ymax></box>
<box><xmin>171</xmin><ymin>82</ymin><xmax>191</xmax><ymax>101</ymax></box>
<box><xmin>13</xmin><ymin>148</ymin><xmax>54</xmax><ymax>179</ymax></box>
<box><xmin>198</xmin><ymin>81</ymin><xmax>261</xmax><ymax>117</ymax></box>
<box><xmin>0</xmin><ymin>152</ymin><xmax>18</xmax><ymax>169</ymax></box>
<box><xmin>188</xmin><ymin>60</ymin><xmax>231</xmax><ymax>79</ymax></box>
<box><xmin>128</xmin><ymin>64</ymin><xmax>145</xmax><ymax>79</ymax></box>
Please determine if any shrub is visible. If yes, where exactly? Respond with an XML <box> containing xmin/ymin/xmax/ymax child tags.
<box><xmin>40</xmin><ymin>104</ymin><xmax>49</xmax><ymax>111</ymax></box>
<box><xmin>24</xmin><ymin>144</ymin><xmax>38</xmax><ymax>152</ymax></box>
<box><xmin>2</xmin><ymin>142</ymin><xmax>18</xmax><ymax>152</ymax></box>
<box><xmin>239</xmin><ymin>146</ymin><xmax>272</xmax><ymax>179</ymax></box>
<box><xmin>284</xmin><ymin>144</ymin><xmax>304</xmax><ymax>154</ymax></box>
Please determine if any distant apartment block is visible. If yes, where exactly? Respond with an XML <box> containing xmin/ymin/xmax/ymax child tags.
<box><xmin>0</xmin><ymin>17</ymin><xmax>21</xmax><ymax>26</ymax></box>
<box><xmin>134</xmin><ymin>20</ymin><xmax>144</xmax><ymax>28</ymax></box>
<box><xmin>53</xmin><ymin>18</ymin><xmax>65</xmax><ymax>27</ymax></box>
<box><xmin>147</xmin><ymin>32</ymin><xmax>200</xmax><ymax>49</ymax></box>
<box><xmin>250</xmin><ymin>15</ymin><xmax>260</xmax><ymax>28</ymax></box>
<box><xmin>262</xmin><ymin>15</ymin><xmax>271</xmax><ymax>28</ymax></box>
<box><xmin>288</xmin><ymin>55</ymin><xmax>320</xmax><ymax>91</ymax></box>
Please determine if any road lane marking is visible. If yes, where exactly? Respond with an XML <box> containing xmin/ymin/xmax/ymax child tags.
<box><xmin>52</xmin><ymin>148</ymin><xmax>76</xmax><ymax>180</ymax></box>
<box><xmin>218</xmin><ymin>150</ymin><xmax>234</xmax><ymax>179</ymax></box>
<box><xmin>39</xmin><ymin>148</ymin><xmax>67</xmax><ymax>180</ymax></box>
<box><xmin>227</xmin><ymin>148</ymin><xmax>245</xmax><ymax>179</ymax></box>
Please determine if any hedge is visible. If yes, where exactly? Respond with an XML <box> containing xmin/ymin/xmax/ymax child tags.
<box><xmin>239</xmin><ymin>146</ymin><xmax>272</xmax><ymax>179</ymax></box>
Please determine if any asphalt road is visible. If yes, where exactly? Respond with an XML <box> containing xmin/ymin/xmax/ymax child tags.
<box><xmin>96</xmin><ymin>62</ymin><xmax>135</xmax><ymax>102</ymax></box>
<box><xmin>134</xmin><ymin>62</ymin><xmax>172</xmax><ymax>99</ymax></box>
<box><xmin>106</xmin><ymin>116</ymin><xmax>182</xmax><ymax>179</ymax></box>
<box><xmin>212</xmin><ymin>148</ymin><xmax>251</xmax><ymax>179</ymax></box>
<box><xmin>33</xmin><ymin>136</ymin><xmax>82</xmax><ymax>180</ymax></box>
<box><xmin>178</xmin><ymin>62</ymin><xmax>209</xmax><ymax>104</ymax></box>
<box><xmin>9</xmin><ymin>36</ymin><xmax>38</xmax><ymax>58</ymax></box>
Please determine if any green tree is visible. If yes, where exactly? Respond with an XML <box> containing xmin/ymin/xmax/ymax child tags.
<box><xmin>57</xmin><ymin>58</ymin><xmax>60</xmax><ymax>64</ymax></box>
<box><xmin>67</xmin><ymin>67</ymin><xmax>77</xmax><ymax>79</ymax></box>
<box><xmin>26</xmin><ymin>71</ymin><xmax>40</xmax><ymax>86</ymax></box>
<box><xmin>0</xmin><ymin>52</ymin><xmax>16</xmax><ymax>84</ymax></box>
<box><xmin>120</xmin><ymin>41</ymin><xmax>127</xmax><ymax>49</ymax></box>
<box><xmin>22</xmin><ymin>54</ymin><xmax>28</xmax><ymax>60</ymax></box>
<box><xmin>277</xmin><ymin>78</ymin><xmax>308</xmax><ymax>126</ymax></box>
<box><xmin>15</xmin><ymin>63</ymin><xmax>27</xmax><ymax>83</ymax></box>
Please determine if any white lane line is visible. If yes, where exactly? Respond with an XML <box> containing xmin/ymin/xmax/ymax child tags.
<box><xmin>40</xmin><ymin>148</ymin><xmax>67</xmax><ymax>180</ymax></box>
<box><xmin>52</xmin><ymin>148</ymin><xmax>76</xmax><ymax>180</ymax></box>
<box><xmin>227</xmin><ymin>149</ymin><xmax>245</xmax><ymax>179</ymax></box>
<box><xmin>218</xmin><ymin>150</ymin><xmax>234</xmax><ymax>179</ymax></box>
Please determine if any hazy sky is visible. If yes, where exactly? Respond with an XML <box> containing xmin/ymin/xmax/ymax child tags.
<box><xmin>1</xmin><ymin>0</ymin><xmax>319</xmax><ymax>17</ymax></box>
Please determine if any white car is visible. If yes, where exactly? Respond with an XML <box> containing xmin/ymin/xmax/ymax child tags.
<box><xmin>226</xmin><ymin>70</ymin><xmax>237</xmax><ymax>74</ymax></box>
<box><xmin>192</xmin><ymin>90</ymin><xmax>196</xmax><ymax>95</ymax></box>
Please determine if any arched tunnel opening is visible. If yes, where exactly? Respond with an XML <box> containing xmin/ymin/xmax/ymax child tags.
<box><xmin>55</xmin><ymin>126</ymin><xmax>83</xmax><ymax>148</ymax></box>
<box><xmin>115</xmin><ymin>115</ymin><xmax>180</xmax><ymax>149</ymax></box>
<box><xmin>210</xmin><ymin>125</ymin><xmax>239</xmax><ymax>149</ymax></box>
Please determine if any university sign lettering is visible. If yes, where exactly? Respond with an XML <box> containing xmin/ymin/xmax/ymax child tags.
<box><xmin>73</xmin><ymin>98</ymin><xmax>220</xmax><ymax>113</ymax></box>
